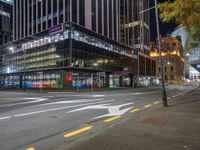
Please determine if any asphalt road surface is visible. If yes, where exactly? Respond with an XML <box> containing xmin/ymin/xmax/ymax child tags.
<box><xmin>0</xmin><ymin>84</ymin><xmax>197</xmax><ymax>150</ymax></box>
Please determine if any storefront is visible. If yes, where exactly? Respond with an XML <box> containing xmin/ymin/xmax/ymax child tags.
<box><xmin>109</xmin><ymin>71</ymin><xmax>132</xmax><ymax>88</ymax></box>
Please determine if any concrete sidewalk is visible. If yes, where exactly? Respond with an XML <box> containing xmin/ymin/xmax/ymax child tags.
<box><xmin>66</xmin><ymin>88</ymin><xmax>200</xmax><ymax>150</ymax></box>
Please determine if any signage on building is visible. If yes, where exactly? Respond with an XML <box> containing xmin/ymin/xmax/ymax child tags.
<box><xmin>197</xmin><ymin>64</ymin><xmax>200</xmax><ymax>69</ymax></box>
<box><xmin>49</xmin><ymin>24</ymin><xmax>63</xmax><ymax>34</ymax></box>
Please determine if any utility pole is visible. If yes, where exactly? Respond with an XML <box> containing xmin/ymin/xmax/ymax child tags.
<box><xmin>23</xmin><ymin>51</ymin><xmax>26</xmax><ymax>92</ymax></box>
<box><xmin>154</xmin><ymin>0</ymin><xmax>168</xmax><ymax>107</ymax></box>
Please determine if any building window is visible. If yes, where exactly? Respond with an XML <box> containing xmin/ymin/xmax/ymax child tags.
<box><xmin>164</xmin><ymin>67</ymin><xmax>167</xmax><ymax>72</ymax></box>
<box><xmin>72</xmin><ymin>0</ymin><xmax>77</xmax><ymax>23</ymax></box>
<box><xmin>171</xmin><ymin>75</ymin><xmax>174</xmax><ymax>80</ymax></box>
<box><xmin>98</xmin><ymin>0</ymin><xmax>102</xmax><ymax>34</ymax></box>
<box><xmin>79</xmin><ymin>0</ymin><xmax>85</xmax><ymax>26</ymax></box>
<box><xmin>171</xmin><ymin>66</ymin><xmax>174</xmax><ymax>72</ymax></box>
<box><xmin>92</xmin><ymin>0</ymin><xmax>96</xmax><ymax>31</ymax></box>
<box><xmin>165</xmin><ymin>75</ymin><xmax>168</xmax><ymax>81</ymax></box>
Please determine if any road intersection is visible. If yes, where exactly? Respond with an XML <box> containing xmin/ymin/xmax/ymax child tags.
<box><xmin>0</xmin><ymin>84</ymin><xmax>197</xmax><ymax>150</ymax></box>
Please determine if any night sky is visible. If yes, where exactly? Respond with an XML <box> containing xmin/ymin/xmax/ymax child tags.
<box><xmin>150</xmin><ymin>0</ymin><xmax>177</xmax><ymax>41</ymax></box>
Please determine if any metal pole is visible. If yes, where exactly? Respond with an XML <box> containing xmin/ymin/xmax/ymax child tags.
<box><xmin>91</xmin><ymin>74</ymin><xmax>93</xmax><ymax>92</ymax></box>
<box><xmin>137</xmin><ymin>51</ymin><xmax>140</xmax><ymax>87</ymax></box>
<box><xmin>99</xmin><ymin>74</ymin><xmax>101</xmax><ymax>89</ymax></box>
<box><xmin>69</xmin><ymin>24</ymin><xmax>73</xmax><ymax>66</ymax></box>
<box><xmin>23</xmin><ymin>51</ymin><xmax>26</xmax><ymax>92</ymax></box>
<box><xmin>199</xmin><ymin>72</ymin><xmax>200</xmax><ymax>88</ymax></box>
<box><xmin>77</xmin><ymin>73</ymin><xmax>80</xmax><ymax>92</ymax></box>
<box><xmin>154</xmin><ymin>0</ymin><xmax>168</xmax><ymax>107</ymax></box>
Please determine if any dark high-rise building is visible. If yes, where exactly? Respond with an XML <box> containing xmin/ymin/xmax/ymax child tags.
<box><xmin>13</xmin><ymin>0</ymin><xmax>120</xmax><ymax>42</ymax></box>
<box><xmin>120</xmin><ymin>0</ymin><xmax>150</xmax><ymax>53</ymax></box>
<box><xmin>0</xmin><ymin>0</ymin><xmax>12</xmax><ymax>45</ymax></box>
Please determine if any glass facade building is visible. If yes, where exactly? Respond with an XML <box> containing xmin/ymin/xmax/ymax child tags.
<box><xmin>0</xmin><ymin>22</ymin><xmax>155</xmax><ymax>89</ymax></box>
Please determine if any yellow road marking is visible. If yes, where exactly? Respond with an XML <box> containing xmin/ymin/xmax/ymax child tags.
<box><xmin>130</xmin><ymin>108</ymin><xmax>140</xmax><ymax>113</ymax></box>
<box><xmin>64</xmin><ymin>126</ymin><xmax>93</xmax><ymax>138</ymax></box>
<box><xmin>104</xmin><ymin>116</ymin><xmax>121</xmax><ymax>123</ymax></box>
<box><xmin>144</xmin><ymin>104</ymin><xmax>152</xmax><ymax>108</ymax></box>
<box><xmin>153</xmin><ymin>101</ymin><xmax>160</xmax><ymax>104</ymax></box>
<box><xmin>26</xmin><ymin>147</ymin><xmax>35</xmax><ymax>150</ymax></box>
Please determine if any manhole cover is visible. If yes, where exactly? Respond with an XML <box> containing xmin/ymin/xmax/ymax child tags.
<box><xmin>142</xmin><ymin>116</ymin><xmax>168</xmax><ymax>125</ymax></box>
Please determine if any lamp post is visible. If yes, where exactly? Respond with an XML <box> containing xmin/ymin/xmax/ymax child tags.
<box><xmin>154</xmin><ymin>0</ymin><xmax>168</xmax><ymax>107</ymax></box>
<box><xmin>139</xmin><ymin>0</ymin><xmax>168</xmax><ymax>107</ymax></box>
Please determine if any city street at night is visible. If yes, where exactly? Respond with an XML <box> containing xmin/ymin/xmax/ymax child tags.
<box><xmin>0</xmin><ymin>0</ymin><xmax>200</xmax><ymax>150</ymax></box>
<box><xmin>0</xmin><ymin>84</ymin><xmax>199</xmax><ymax>150</ymax></box>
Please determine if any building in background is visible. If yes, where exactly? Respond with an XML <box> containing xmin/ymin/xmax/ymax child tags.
<box><xmin>120</xmin><ymin>0</ymin><xmax>150</xmax><ymax>53</ymax></box>
<box><xmin>188</xmin><ymin>45</ymin><xmax>200</xmax><ymax>81</ymax></box>
<box><xmin>190</xmin><ymin>59</ymin><xmax>200</xmax><ymax>73</ymax></box>
<box><xmin>0</xmin><ymin>0</ymin><xmax>12</xmax><ymax>45</ymax></box>
<box><xmin>0</xmin><ymin>0</ymin><xmax>156</xmax><ymax>90</ymax></box>
<box><xmin>171</xmin><ymin>26</ymin><xmax>200</xmax><ymax>81</ymax></box>
<box><xmin>150</xmin><ymin>36</ymin><xmax>184</xmax><ymax>84</ymax></box>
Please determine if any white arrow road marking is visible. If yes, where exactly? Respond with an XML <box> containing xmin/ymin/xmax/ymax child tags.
<box><xmin>13</xmin><ymin>100</ymin><xmax>115</xmax><ymax>117</ymax></box>
<box><xmin>67</xmin><ymin>103</ymin><xmax>134</xmax><ymax>119</ymax></box>
<box><xmin>0</xmin><ymin>98</ymin><xmax>48</xmax><ymax>107</ymax></box>
<box><xmin>35</xmin><ymin>98</ymin><xmax>105</xmax><ymax>107</ymax></box>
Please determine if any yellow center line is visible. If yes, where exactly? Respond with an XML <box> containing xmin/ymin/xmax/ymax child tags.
<box><xmin>130</xmin><ymin>108</ymin><xmax>140</xmax><ymax>113</ymax></box>
<box><xmin>104</xmin><ymin>116</ymin><xmax>122</xmax><ymax>123</ymax></box>
<box><xmin>153</xmin><ymin>101</ymin><xmax>160</xmax><ymax>104</ymax></box>
<box><xmin>26</xmin><ymin>147</ymin><xmax>35</xmax><ymax>150</ymax></box>
<box><xmin>64</xmin><ymin>126</ymin><xmax>93</xmax><ymax>138</ymax></box>
<box><xmin>144</xmin><ymin>104</ymin><xmax>152</xmax><ymax>108</ymax></box>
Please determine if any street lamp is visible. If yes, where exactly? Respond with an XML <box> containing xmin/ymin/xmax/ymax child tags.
<box><xmin>140</xmin><ymin>0</ymin><xmax>168</xmax><ymax>107</ymax></box>
<box><xmin>154</xmin><ymin>0</ymin><xmax>168</xmax><ymax>107</ymax></box>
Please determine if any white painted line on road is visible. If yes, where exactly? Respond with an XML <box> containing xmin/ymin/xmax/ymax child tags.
<box><xmin>13</xmin><ymin>100</ymin><xmax>115</xmax><ymax>117</ymax></box>
<box><xmin>0</xmin><ymin>98</ymin><xmax>48</xmax><ymax>107</ymax></box>
<box><xmin>0</xmin><ymin>116</ymin><xmax>12</xmax><ymax>120</ymax></box>
<box><xmin>92</xmin><ymin>95</ymin><xmax>105</xmax><ymax>98</ymax></box>
<box><xmin>35</xmin><ymin>98</ymin><xmax>105</xmax><ymax>107</ymax></box>
<box><xmin>129</xmin><ymin>91</ymin><xmax>160</xmax><ymax>95</ymax></box>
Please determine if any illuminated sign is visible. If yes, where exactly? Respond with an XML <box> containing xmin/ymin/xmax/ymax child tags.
<box><xmin>197</xmin><ymin>64</ymin><xmax>200</xmax><ymax>69</ymax></box>
<box><xmin>49</xmin><ymin>24</ymin><xmax>63</xmax><ymax>34</ymax></box>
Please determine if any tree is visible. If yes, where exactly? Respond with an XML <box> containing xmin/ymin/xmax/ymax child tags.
<box><xmin>158</xmin><ymin>0</ymin><xmax>200</xmax><ymax>47</ymax></box>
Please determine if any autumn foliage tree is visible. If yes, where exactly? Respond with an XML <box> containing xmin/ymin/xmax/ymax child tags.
<box><xmin>158</xmin><ymin>0</ymin><xmax>200</xmax><ymax>47</ymax></box>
